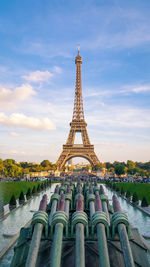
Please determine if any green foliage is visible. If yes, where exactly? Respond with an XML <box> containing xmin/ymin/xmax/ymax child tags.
<box><xmin>141</xmin><ymin>197</ymin><xmax>149</xmax><ymax>207</ymax></box>
<box><xmin>41</xmin><ymin>160</ymin><xmax>52</xmax><ymax>167</ymax></box>
<box><xmin>110</xmin><ymin>182</ymin><xmax>150</xmax><ymax>204</ymax></box>
<box><xmin>41</xmin><ymin>183</ymin><xmax>44</xmax><ymax>190</ymax></box>
<box><xmin>112</xmin><ymin>183</ymin><xmax>116</xmax><ymax>190</ymax></box>
<box><xmin>32</xmin><ymin>186</ymin><xmax>36</xmax><ymax>194</ymax></box>
<box><xmin>105</xmin><ymin>162</ymin><xmax>113</xmax><ymax>169</ymax></box>
<box><xmin>126</xmin><ymin>190</ymin><xmax>131</xmax><ymax>199</ymax></box>
<box><xmin>132</xmin><ymin>192</ymin><xmax>139</xmax><ymax>204</ymax></box>
<box><xmin>114</xmin><ymin>164</ymin><xmax>125</xmax><ymax>176</ymax></box>
<box><xmin>92</xmin><ymin>163</ymin><xmax>103</xmax><ymax>171</ymax></box>
<box><xmin>0</xmin><ymin>181</ymin><xmax>43</xmax><ymax>204</ymax></box>
<box><xmin>121</xmin><ymin>187</ymin><xmax>125</xmax><ymax>195</ymax></box>
<box><xmin>9</xmin><ymin>195</ymin><xmax>16</xmax><ymax>207</ymax></box>
<box><xmin>19</xmin><ymin>191</ymin><xmax>25</xmax><ymax>204</ymax></box>
<box><xmin>127</xmin><ymin>168</ymin><xmax>139</xmax><ymax>175</ymax></box>
<box><xmin>26</xmin><ymin>188</ymin><xmax>32</xmax><ymax>199</ymax></box>
<box><xmin>127</xmin><ymin>160</ymin><xmax>135</xmax><ymax>169</ymax></box>
<box><xmin>1</xmin><ymin>158</ymin><xmax>150</xmax><ymax>179</ymax></box>
<box><xmin>37</xmin><ymin>184</ymin><xmax>41</xmax><ymax>192</ymax></box>
<box><xmin>116</xmin><ymin>186</ymin><xmax>120</xmax><ymax>192</ymax></box>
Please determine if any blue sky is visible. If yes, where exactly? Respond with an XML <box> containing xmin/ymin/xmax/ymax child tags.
<box><xmin>0</xmin><ymin>0</ymin><xmax>150</xmax><ymax>163</ymax></box>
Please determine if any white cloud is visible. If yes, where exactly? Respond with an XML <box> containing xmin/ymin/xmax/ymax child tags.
<box><xmin>123</xmin><ymin>85</ymin><xmax>150</xmax><ymax>94</ymax></box>
<box><xmin>96</xmin><ymin>142</ymin><xmax>125</xmax><ymax>148</ymax></box>
<box><xmin>53</xmin><ymin>66</ymin><xmax>62</xmax><ymax>74</ymax></box>
<box><xmin>0</xmin><ymin>112</ymin><xmax>56</xmax><ymax>131</ymax></box>
<box><xmin>23</xmin><ymin>70</ymin><xmax>53</xmax><ymax>82</ymax></box>
<box><xmin>13</xmin><ymin>84</ymin><xmax>36</xmax><ymax>100</ymax></box>
<box><xmin>1</xmin><ymin>149</ymin><xmax>26</xmax><ymax>156</ymax></box>
<box><xmin>10</xmin><ymin>132</ymin><xmax>21</xmax><ymax>137</ymax></box>
<box><xmin>0</xmin><ymin>84</ymin><xmax>36</xmax><ymax>109</ymax></box>
<box><xmin>87</xmin><ymin>105</ymin><xmax>150</xmax><ymax>129</ymax></box>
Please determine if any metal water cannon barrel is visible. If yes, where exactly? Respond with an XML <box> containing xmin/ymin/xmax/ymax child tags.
<box><xmin>112</xmin><ymin>195</ymin><xmax>135</xmax><ymax>267</ymax></box>
<box><xmin>48</xmin><ymin>185</ymin><xmax>60</xmax><ymax>225</ymax></box>
<box><xmin>71</xmin><ymin>194</ymin><xmax>88</xmax><ymax>267</ymax></box>
<box><xmin>91</xmin><ymin>194</ymin><xmax>110</xmax><ymax>267</ymax></box>
<box><xmin>25</xmin><ymin>194</ymin><xmax>48</xmax><ymax>267</ymax></box>
<box><xmin>51</xmin><ymin>194</ymin><xmax>68</xmax><ymax>267</ymax></box>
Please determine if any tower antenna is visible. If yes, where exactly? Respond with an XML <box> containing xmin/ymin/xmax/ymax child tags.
<box><xmin>77</xmin><ymin>44</ymin><xmax>80</xmax><ymax>54</ymax></box>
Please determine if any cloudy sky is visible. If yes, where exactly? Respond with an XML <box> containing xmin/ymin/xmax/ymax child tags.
<box><xmin>0</xmin><ymin>0</ymin><xmax>150</xmax><ymax>163</ymax></box>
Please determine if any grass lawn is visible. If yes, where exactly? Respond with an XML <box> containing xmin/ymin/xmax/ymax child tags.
<box><xmin>111</xmin><ymin>182</ymin><xmax>150</xmax><ymax>204</ymax></box>
<box><xmin>0</xmin><ymin>181</ymin><xmax>44</xmax><ymax>205</ymax></box>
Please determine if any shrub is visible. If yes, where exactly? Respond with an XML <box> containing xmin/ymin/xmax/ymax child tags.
<box><xmin>0</xmin><ymin>200</ymin><xmax>4</xmax><ymax>218</ymax></box>
<box><xmin>132</xmin><ymin>192</ymin><xmax>139</xmax><ymax>205</ymax></box>
<box><xmin>9</xmin><ymin>195</ymin><xmax>16</xmax><ymax>209</ymax></box>
<box><xmin>32</xmin><ymin>186</ymin><xmax>36</xmax><ymax>195</ymax></box>
<box><xmin>113</xmin><ymin>183</ymin><xmax>116</xmax><ymax>190</ymax></box>
<box><xmin>126</xmin><ymin>190</ymin><xmax>131</xmax><ymax>199</ymax></box>
<box><xmin>141</xmin><ymin>196</ymin><xmax>149</xmax><ymax>207</ymax></box>
<box><xmin>37</xmin><ymin>184</ymin><xmax>41</xmax><ymax>192</ymax></box>
<box><xmin>109</xmin><ymin>182</ymin><xmax>112</xmax><ymax>188</ymax></box>
<box><xmin>41</xmin><ymin>183</ymin><xmax>44</xmax><ymax>190</ymax></box>
<box><xmin>26</xmin><ymin>188</ymin><xmax>31</xmax><ymax>199</ymax></box>
<box><xmin>121</xmin><ymin>187</ymin><xmax>125</xmax><ymax>195</ymax></box>
<box><xmin>116</xmin><ymin>187</ymin><xmax>120</xmax><ymax>192</ymax></box>
<box><xmin>19</xmin><ymin>191</ymin><xmax>25</xmax><ymax>204</ymax></box>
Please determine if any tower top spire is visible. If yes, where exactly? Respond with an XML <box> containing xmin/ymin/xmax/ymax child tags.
<box><xmin>75</xmin><ymin>45</ymin><xmax>82</xmax><ymax>64</ymax></box>
<box><xmin>77</xmin><ymin>44</ymin><xmax>80</xmax><ymax>55</ymax></box>
<box><xmin>73</xmin><ymin>48</ymin><xmax>84</xmax><ymax>121</ymax></box>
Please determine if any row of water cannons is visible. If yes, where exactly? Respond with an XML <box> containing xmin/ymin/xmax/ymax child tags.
<box><xmin>19</xmin><ymin>180</ymin><xmax>135</xmax><ymax>267</ymax></box>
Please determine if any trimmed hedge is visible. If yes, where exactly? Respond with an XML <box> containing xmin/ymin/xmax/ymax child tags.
<box><xmin>132</xmin><ymin>192</ymin><xmax>139</xmax><ymax>205</ymax></box>
<box><xmin>108</xmin><ymin>182</ymin><xmax>150</xmax><ymax>204</ymax></box>
<box><xmin>0</xmin><ymin>181</ymin><xmax>48</xmax><ymax>205</ymax></box>
<box><xmin>32</xmin><ymin>186</ymin><xmax>36</xmax><ymax>195</ymax></box>
<box><xmin>26</xmin><ymin>188</ymin><xmax>32</xmax><ymax>199</ymax></box>
<box><xmin>126</xmin><ymin>190</ymin><xmax>131</xmax><ymax>199</ymax></box>
<box><xmin>19</xmin><ymin>191</ymin><xmax>25</xmax><ymax>204</ymax></box>
<box><xmin>9</xmin><ymin>195</ymin><xmax>16</xmax><ymax>209</ymax></box>
<box><xmin>141</xmin><ymin>196</ymin><xmax>149</xmax><ymax>207</ymax></box>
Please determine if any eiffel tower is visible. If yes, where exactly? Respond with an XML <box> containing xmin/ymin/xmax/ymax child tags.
<box><xmin>56</xmin><ymin>49</ymin><xmax>100</xmax><ymax>169</ymax></box>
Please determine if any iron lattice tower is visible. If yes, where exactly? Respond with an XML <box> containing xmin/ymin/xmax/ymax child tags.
<box><xmin>56</xmin><ymin>50</ymin><xmax>100</xmax><ymax>169</ymax></box>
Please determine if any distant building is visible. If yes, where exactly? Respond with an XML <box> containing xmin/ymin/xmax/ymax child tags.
<box><xmin>23</xmin><ymin>173</ymin><xmax>30</xmax><ymax>180</ymax></box>
<box><xmin>30</xmin><ymin>171</ymin><xmax>49</xmax><ymax>177</ymax></box>
<box><xmin>54</xmin><ymin>169</ymin><xmax>60</xmax><ymax>177</ymax></box>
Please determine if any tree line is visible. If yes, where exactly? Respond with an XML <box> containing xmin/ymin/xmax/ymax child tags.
<box><xmin>0</xmin><ymin>158</ymin><xmax>150</xmax><ymax>178</ymax></box>
<box><xmin>92</xmin><ymin>160</ymin><xmax>150</xmax><ymax>177</ymax></box>
<box><xmin>0</xmin><ymin>159</ymin><xmax>57</xmax><ymax>178</ymax></box>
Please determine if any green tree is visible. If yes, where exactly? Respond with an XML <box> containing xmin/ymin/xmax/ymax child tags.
<box><xmin>26</xmin><ymin>188</ymin><xmax>32</xmax><ymax>199</ymax></box>
<box><xmin>20</xmin><ymin>162</ymin><xmax>29</xmax><ymax>168</ymax></box>
<box><xmin>105</xmin><ymin>162</ymin><xmax>113</xmax><ymax>170</ymax></box>
<box><xmin>0</xmin><ymin>159</ymin><xmax>4</xmax><ymax>176</ymax></box>
<box><xmin>121</xmin><ymin>187</ymin><xmax>125</xmax><ymax>195</ymax></box>
<box><xmin>41</xmin><ymin>160</ymin><xmax>52</xmax><ymax>168</ymax></box>
<box><xmin>126</xmin><ymin>190</ymin><xmax>131</xmax><ymax>200</ymax></box>
<box><xmin>4</xmin><ymin>159</ymin><xmax>15</xmax><ymax>166</ymax></box>
<box><xmin>141</xmin><ymin>197</ymin><xmax>149</xmax><ymax>207</ymax></box>
<box><xmin>132</xmin><ymin>192</ymin><xmax>139</xmax><ymax>205</ymax></box>
<box><xmin>127</xmin><ymin>160</ymin><xmax>135</xmax><ymax>169</ymax></box>
<box><xmin>32</xmin><ymin>186</ymin><xmax>36</xmax><ymax>195</ymax></box>
<box><xmin>37</xmin><ymin>184</ymin><xmax>41</xmax><ymax>192</ymax></box>
<box><xmin>92</xmin><ymin>163</ymin><xmax>103</xmax><ymax>171</ymax></box>
<box><xmin>114</xmin><ymin>164</ymin><xmax>125</xmax><ymax>176</ymax></box>
<box><xmin>19</xmin><ymin>191</ymin><xmax>25</xmax><ymax>204</ymax></box>
<box><xmin>127</xmin><ymin>167</ymin><xmax>139</xmax><ymax>175</ymax></box>
<box><xmin>9</xmin><ymin>195</ymin><xmax>16</xmax><ymax>209</ymax></box>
